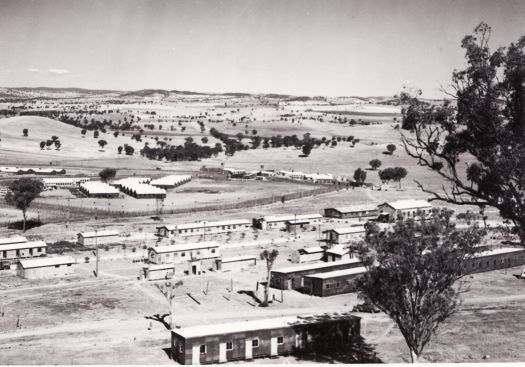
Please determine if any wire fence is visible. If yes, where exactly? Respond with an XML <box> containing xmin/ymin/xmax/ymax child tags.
<box><xmin>0</xmin><ymin>184</ymin><xmax>341</xmax><ymax>226</ymax></box>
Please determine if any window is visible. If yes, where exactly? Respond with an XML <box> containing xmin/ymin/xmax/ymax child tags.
<box><xmin>174</xmin><ymin>252</ymin><xmax>178</xmax><ymax>257</ymax></box>
<box><xmin>277</xmin><ymin>336</ymin><xmax>284</xmax><ymax>344</ymax></box>
<box><xmin>336</xmin><ymin>282</ymin><xmax>340</xmax><ymax>288</ymax></box>
<box><xmin>252</xmin><ymin>339</ymin><xmax>259</xmax><ymax>348</ymax></box>
<box><xmin>226</xmin><ymin>341</ymin><xmax>233</xmax><ymax>350</ymax></box>
<box><xmin>197</xmin><ymin>251</ymin><xmax>201</xmax><ymax>255</ymax></box>
<box><xmin>37</xmin><ymin>247</ymin><xmax>42</xmax><ymax>253</ymax></box>
<box><xmin>325</xmin><ymin>284</ymin><xmax>331</xmax><ymax>289</ymax></box>
<box><xmin>200</xmin><ymin>345</ymin><xmax>206</xmax><ymax>354</ymax></box>
<box><xmin>179</xmin><ymin>344</ymin><xmax>183</xmax><ymax>353</ymax></box>
<box><xmin>181</xmin><ymin>252</ymin><xmax>186</xmax><ymax>257</ymax></box>
<box><xmin>211</xmin><ymin>249</ymin><xmax>216</xmax><ymax>254</ymax></box>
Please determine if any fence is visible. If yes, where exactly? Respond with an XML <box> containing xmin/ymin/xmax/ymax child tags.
<box><xmin>16</xmin><ymin>185</ymin><xmax>340</xmax><ymax>224</ymax></box>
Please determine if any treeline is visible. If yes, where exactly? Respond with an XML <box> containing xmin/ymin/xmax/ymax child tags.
<box><xmin>140</xmin><ymin>137</ymin><xmax>223</xmax><ymax>161</ymax></box>
<box><xmin>58</xmin><ymin>114</ymin><xmax>141</xmax><ymax>132</ymax></box>
<box><xmin>209</xmin><ymin>127</ymin><xmax>358</xmax><ymax>156</ymax></box>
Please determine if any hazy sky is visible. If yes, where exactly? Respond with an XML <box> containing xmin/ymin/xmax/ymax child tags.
<box><xmin>1</xmin><ymin>0</ymin><xmax>524</xmax><ymax>97</ymax></box>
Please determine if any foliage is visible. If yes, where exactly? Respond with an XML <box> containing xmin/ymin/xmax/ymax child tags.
<box><xmin>386</xmin><ymin>144</ymin><xmax>397</xmax><ymax>154</ymax></box>
<box><xmin>355</xmin><ymin>210</ymin><xmax>484</xmax><ymax>362</ymax></box>
<box><xmin>99</xmin><ymin>168</ymin><xmax>117</xmax><ymax>182</ymax></box>
<box><xmin>400</xmin><ymin>22</ymin><xmax>525</xmax><ymax>243</ymax></box>
<box><xmin>98</xmin><ymin>139</ymin><xmax>108</xmax><ymax>149</ymax></box>
<box><xmin>260</xmin><ymin>249</ymin><xmax>279</xmax><ymax>307</ymax></box>
<box><xmin>155</xmin><ymin>280</ymin><xmax>183</xmax><ymax>329</ymax></box>
<box><xmin>5</xmin><ymin>178</ymin><xmax>44</xmax><ymax>232</ymax></box>
<box><xmin>369</xmin><ymin>159</ymin><xmax>382</xmax><ymax>170</ymax></box>
<box><xmin>378</xmin><ymin>166</ymin><xmax>408</xmax><ymax>186</ymax></box>
<box><xmin>353</xmin><ymin>168</ymin><xmax>367</xmax><ymax>185</ymax></box>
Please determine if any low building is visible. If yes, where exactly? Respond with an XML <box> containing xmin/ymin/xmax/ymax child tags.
<box><xmin>323</xmin><ymin>204</ymin><xmax>378</xmax><ymax>220</ymax></box>
<box><xmin>323</xmin><ymin>226</ymin><xmax>365</xmax><ymax>245</ymax></box>
<box><xmin>17</xmin><ymin>256</ymin><xmax>75</xmax><ymax>279</ymax></box>
<box><xmin>148</xmin><ymin>241</ymin><xmax>221</xmax><ymax>265</ymax></box>
<box><xmin>77</xmin><ymin>230</ymin><xmax>120</xmax><ymax>246</ymax></box>
<box><xmin>285</xmin><ymin>219</ymin><xmax>311</xmax><ymax>233</ymax></box>
<box><xmin>290</xmin><ymin>246</ymin><xmax>326</xmax><ymax>264</ymax></box>
<box><xmin>141</xmin><ymin>263</ymin><xmax>176</xmax><ymax>281</ymax></box>
<box><xmin>303</xmin><ymin>267</ymin><xmax>368</xmax><ymax>297</ymax></box>
<box><xmin>324</xmin><ymin>246</ymin><xmax>352</xmax><ymax>262</ymax></box>
<box><xmin>214</xmin><ymin>255</ymin><xmax>257</xmax><ymax>272</ymax></box>
<box><xmin>271</xmin><ymin>258</ymin><xmax>363</xmax><ymax>290</ymax></box>
<box><xmin>42</xmin><ymin>177</ymin><xmax>90</xmax><ymax>190</ymax></box>
<box><xmin>303</xmin><ymin>173</ymin><xmax>334</xmax><ymax>184</ymax></box>
<box><xmin>79</xmin><ymin>181</ymin><xmax>120</xmax><ymax>198</ymax></box>
<box><xmin>0</xmin><ymin>166</ymin><xmax>66</xmax><ymax>175</ymax></box>
<box><xmin>171</xmin><ymin>313</ymin><xmax>361</xmax><ymax>365</ymax></box>
<box><xmin>1</xmin><ymin>240</ymin><xmax>47</xmax><ymax>261</ymax></box>
<box><xmin>253</xmin><ymin>214</ymin><xmax>323</xmax><ymax>230</ymax></box>
<box><xmin>378</xmin><ymin>199</ymin><xmax>432</xmax><ymax>221</ymax></box>
<box><xmin>150</xmin><ymin>174</ymin><xmax>192</xmax><ymax>189</ymax></box>
<box><xmin>466</xmin><ymin>247</ymin><xmax>525</xmax><ymax>274</ymax></box>
<box><xmin>157</xmin><ymin>219</ymin><xmax>252</xmax><ymax>238</ymax></box>
<box><xmin>119</xmin><ymin>181</ymin><xmax>167</xmax><ymax>199</ymax></box>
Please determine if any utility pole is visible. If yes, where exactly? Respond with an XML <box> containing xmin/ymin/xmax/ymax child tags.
<box><xmin>66</xmin><ymin>198</ymin><xmax>70</xmax><ymax>228</ymax></box>
<box><xmin>294</xmin><ymin>213</ymin><xmax>297</xmax><ymax>240</ymax></box>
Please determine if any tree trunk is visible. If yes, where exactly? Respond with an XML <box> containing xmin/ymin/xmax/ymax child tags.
<box><xmin>410</xmin><ymin>350</ymin><xmax>419</xmax><ymax>363</ymax></box>
<box><xmin>22</xmin><ymin>209</ymin><xmax>27</xmax><ymax>232</ymax></box>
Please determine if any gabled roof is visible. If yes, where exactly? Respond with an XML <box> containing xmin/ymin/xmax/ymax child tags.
<box><xmin>150</xmin><ymin>174</ymin><xmax>192</xmax><ymax>186</ymax></box>
<box><xmin>157</xmin><ymin>224</ymin><xmax>177</xmax><ymax>231</ymax></box>
<box><xmin>305</xmin><ymin>266</ymin><xmax>367</xmax><ymax>279</ymax></box>
<box><xmin>0</xmin><ymin>240</ymin><xmax>46</xmax><ymax>251</ymax></box>
<box><xmin>220</xmin><ymin>255</ymin><xmax>257</xmax><ymax>263</ymax></box>
<box><xmin>19</xmin><ymin>256</ymin><xmax>75</xmax><ymax>269</ymax></box>
<box><xmin>299</xmin><ymin>246</ymin><xmax>325</xmax><ymax>254</ymax></box>
<box><xmin>262</xmin><ymin>213</ymin><xmax>322</xmax><ymax>223</ymax></box>
<box><xmin>172</xmin><ymin>313</ymin><xmax>360</xmax><ymax>339</ymax></box>
<box><xmin>325</xmin><ymin>246</ymin><xmax>350</xmax><ymax>256</ymax></box>
<box><xmin>80</xmin><ymin>181</ymin><xmax>120</xmax><ymax>195</ymax></box>
<box><xmin>327</xmin><ymin>204</ymin><xmax>378</xmax><ymax>213</ymax></box>
<box><xmin>324</xmin><ymin>226</ymin><xmax>365</xmax><ymax>235</ymax></box>
<box><xmin>150</xmin><ymin>241</ymin><xmax>220</xmax><ymax>254</ymax></box>
<box><xmin>177</xmin><ymin>219</ymin><xmax>251</xmax><ymax>230</ymax></box>
<box><xmin>0</xmin><ymin>236</ymin><xmax>28</xmax><ymax>246</ymax></box>
<box><xmin>380</xmin><ymin>199</ymin><xmax>432</xmax><ymax>210</ymax></box>
<box><xmin>78</xmin><ymin>230</ymin><xmax>120</xmax><ymax>238</ymax></box>
<box><xmin>273</xmin><ymin>258</ymin><xmax>362</xmax><ymax>274</ymax></box>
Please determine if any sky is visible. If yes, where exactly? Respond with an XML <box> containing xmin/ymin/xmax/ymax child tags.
<box><xmin>0</xmin><ymin>0</ymin><xmax>524</xmax><ymax>98</ymax></box>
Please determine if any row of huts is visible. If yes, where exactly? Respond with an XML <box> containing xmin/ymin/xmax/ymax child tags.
<box><xmin>0</xmin><ymin>166</ymin><xmax>66</xmax><ymax>175</ymax></box>
<box><xmin>271</xmin><ymin>247</ymin><xmax>525</xmax><ymax>297</ymax></box>
<box><xmin>0</xmin><ymin>236</ymin><xmax>76</xmax><ymax>279</ymax></box>
<box><xmin>154</xmin><ymin>200</ymin><xmax>434</xmax><ymax>242</ymax></box>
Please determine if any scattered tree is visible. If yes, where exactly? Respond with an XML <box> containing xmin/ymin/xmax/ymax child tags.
<box><xmin>98</xmin><ymin>139</ymin><xmax>108</xmax><ymax>149</ymax></box>
<box><xmin>355</xmin><ymin>210</ymin><xmax>484</xmax><ymax>363</ymax></box>
<box><xmin>39</xmin><ymin>141</ymin><xmax>45</xmax><ymax>150</ymax></box>
<box><xmin>369</xmin><ymin>159</ymin><xmax>382</xmax><ymax>170</ymax></box>
<box><xmin>386</xmin><ymin>144</ymin><xmax>397</xmax><ymax>155</ymax></box>
<box><xmin>302</xmin><ymin>143</ymin><xmax>313</xmax><ymax>157</ymax></box>
<box><xmin>124</xmin><ymin>145</ymin><xmax>135</xmax><ymax>155</ymax></box>
<box><xmin>22</xmin><ymin>128</ymin><xmax>28</xmax><ymax>137</ymax></box>
<box><xmin>54</xmin><ymin>140</ymin><xmax>61</xmax><ymax>150</ymax></box>
<box><xmin>99</xmin><ymin>168</ymin><xmax>117</xmax><ymax>182</ymax></box>
<box><xmin>5</xmin><ymin>178</ymin><xmax>44</xmax><ymax>232</ymax></box>
<box><xmin>353</xmin><ymin>168</ymin><xmax>367</xmax><ymax>186</ymax></box>
<box><xmin>155</xmin><ymin>281</ymin><xmax>184</xmax><ymax>329</ymax></box>
<box><xmin>117</xmin><ymin>145</ymin><xmax>123</xmax><ymax>154</ymax></box>
<box><xmin>260</xmin><ymin>249</ymin><xmax>279</xmax><ymax>307</ymax></box>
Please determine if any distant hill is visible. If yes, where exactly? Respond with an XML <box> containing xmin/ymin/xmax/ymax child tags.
<box><xmin>0</xmin><ymin>86</ymin><xmax>406</xmax><ymax>102</ymax></box>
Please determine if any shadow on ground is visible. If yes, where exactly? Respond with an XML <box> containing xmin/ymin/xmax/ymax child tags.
<box><xmin>145</xmin><ymin>313</ymin><xmax>171</xmax><ymax>330</ymax></box>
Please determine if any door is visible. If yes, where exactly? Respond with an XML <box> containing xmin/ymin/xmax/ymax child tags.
<box><xmin>245</xmin><ymin>340</ymin><xmax>252</xmax><ymax>359</ymax></box>
<box><xmin>219</xmin><ymin>343</ymin><xmax>227</xmax><ymax>363</ymax></box>
<box><xmin>192</xmin><ymin>265</ymin><xmax>197</xmax><ymax>275</ymax></box>
<box><xmin>270</xmin><ymin>337</ymin><xmax>278</xmax><ymax>356</ymax></box>
<box><xmin>192</xmin><ymin>345</ymin><xmax>200</xmax><ymax>365</ymax></box>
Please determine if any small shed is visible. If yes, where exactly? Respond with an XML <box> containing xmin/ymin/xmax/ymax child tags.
<box><xmin>77</xmin><ymin>230</ymin><xmax>120</xmax><ymax>246</ymax></box>
<box><xmin>214</xmin><ymin>255</ymin><xmax>257</xmax><ymax>272</ymax></box>
<box><xmin>323</xmin><ymin>226</ymin><xmax>365</xmax><ymax>244</ymax></box>
<box><xmin>303</xmin><ymin>266</ymin><xmax>368</xmax><ymax>297</ymax></box>
<box><xmin>17</xmin><ymin>256</ymin><xmax>76</xmax><ymax>279</ymax></box>
<box><xmin>290</xmin><ymin>246</ymin><xmax>326</xmax><ymax>263</ymax></box>
<box><xmin>141</xmin><ymin>263</ymin><xmax>176</xmax><ymax>281</ymax></box>
<box><xmin>324</xmin><ymin>246</ymin><xmax>352</xmax><ymax>262</ymax></box>
<box><xmin>270</xmin><ymin>258</ymin><xmax>363</xmax><ymax>290</ymax></box>
<box><xmin>285</xmin><ymin>219</ymin><xmax>311</xmax><ymax>233</ymax></box>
